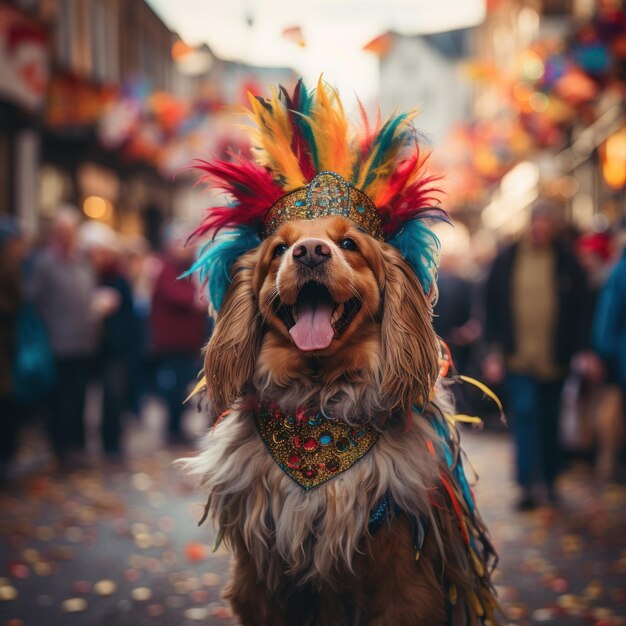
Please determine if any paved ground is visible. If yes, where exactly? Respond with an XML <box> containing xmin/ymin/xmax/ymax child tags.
<box><xmin>0</xmin><ymin>399</ymin><xmax>625</xmax><ymax>626</ymax></box>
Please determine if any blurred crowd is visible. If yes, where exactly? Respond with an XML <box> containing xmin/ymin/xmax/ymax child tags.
<box><xmin>1</xmin><ymin>203</ymin><xmax>626</xmax><ymax>512</ymax></box>
<box><xmin>0</xmin><ymin>209</ymin><xmax>208</xmax><ymax>482</ymax></box>
<box><xmin>434</xmin><ymin>202</ymin><xmax>626</xmax><ymax>510</ymax></box>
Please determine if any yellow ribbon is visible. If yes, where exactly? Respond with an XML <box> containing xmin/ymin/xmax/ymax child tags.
<box><xmin>448</xmin><ymin>414</ymin><xmax>484</xmax><ymax>425</ymax></box>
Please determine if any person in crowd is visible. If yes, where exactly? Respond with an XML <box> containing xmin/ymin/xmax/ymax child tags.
<box><xmin>80</xmin><ymin>221</ymin><xmax>136</xmax><ymax>461</ymax></box>
<box><xmin>483</xmin><ymin>201</ymin><xmax>590</xmax><ymax>510</ymax></box>
<box><xmin>120</xmin><ymin>234</ymin><xmax>153</xmax><ymax>418</ymax></box>
<box><xmin>150</xmin><ymin>222</ymin><xmax>206</xmax><ymax>445</ymax></box>
<box><xmin>0</xmin><ymin>217</ymin><xmax>25</xmax><ymax>483</ymax></box>
<box><xmin>29</xmin><ymin>207</ymin><xmax>98</xmax><ymax>468</ymax></box>
<box><xmin>592</xmin><ymin>219</ymin><xmax>626</xmax><ymax>481</ymax></box>
<box><xmin>576</xmin><ymin>232</ymin><xmax>613</xmax><ymax>313</ymax></box>
<box><xmin>433</xmin><ymin>255</ymin><xmax>481</xmax><ymax>375</ymax></box>
<box><xmin>562</xmin><ymin>232</ymin><xmax>613</xmax><ymax>461</ymax></box>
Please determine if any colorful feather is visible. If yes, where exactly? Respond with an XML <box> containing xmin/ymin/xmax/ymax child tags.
<box><xmin>383</xmin><ymin>173</ymin><xmax>445</xmax><ymax>234</ymax></box>
<box><xmin>247</xmin><ymin>89</ymin><xmax>307</xmax><ymax>190</ymax></box>
<box><xmin>188</xmin><ymin>79</ymin><xmax>447</xmax><ymax>310</ymax></box>
<box><xmin>182</xmin><ymin>226</ymin><xmax>261</xmax><ymax>311</ymax></box>
<box><xmin>190</xmin><ymin>157</ymin><xmax>284</xmax><ymax>239</ymax></box>
<box><xmin>280</xmin><ymin>80</ymin><xmax>317</xmax><ymax>180</ymax></box>
<box><xmin>387</xmin><ymin>218</ymin><xmax>444</xmax><ymax>299</ymax></box>
<box><xmin>426</xmin><ymin>406</ymin><xmax>500</xmax><ymax>625</ymax></box>
<box><xmin>355</xmin><ymin>111</ymin><xmax>415</xmax><ymax>194</ymax></box>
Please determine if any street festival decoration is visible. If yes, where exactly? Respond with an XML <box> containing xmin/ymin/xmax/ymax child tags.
<box><xmin>0</xmin><ymin>4</ymin><xmax>49</xmax><ymax>111</ymax></box>
<box><xmin>181</xmin><ymin>79</ymin><xmax>502</xmax><ymax>625</ymax></box>
<box><xmin>37</xmin><ymin>5</ymin><xmax>626</xmax><ymax>207</ymax></box>
<box><xmin>441</xmin><ymin>4</ymin><xmax>626</xmax><ymax>209</ymax></box>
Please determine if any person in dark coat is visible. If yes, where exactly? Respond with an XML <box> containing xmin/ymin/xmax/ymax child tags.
<box><xmin>81</xmin><ymin>221</ymin><xmax>136</xmax><ymax>460</ymax></box>
<box><xmin>151</xmin><ymin>223</ymin><xmax>206</xmax><ymax>445</ymax></box>
<box><xmin>484</xmin><ymin>202</ymin><xmax>590</xmax><ymax>509</ymax></box>
<box><xmin>433</xmin><ymin>264</ymin><xmax>481</xmax><ymax>375</ymax></box>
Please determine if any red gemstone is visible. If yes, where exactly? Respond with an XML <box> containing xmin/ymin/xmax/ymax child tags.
<box><xmin>293</xmin><ymin>435</ymin><xmax>302</xmax><ymax>448</ymax></box>
<box><xmin>301</xmin><ymin>467</ymin><xmax>317</xmax><ymax>479</ymax></box>
<box><xmin>295</xmin><ymin>408</ymin><xmax>307</xmax><ymax>424</ymax></box>
<box><xmin>287</xmin><ymin>454</ymin><xmax>302</xmax><ymax>468</ymax></box>
<box><xmin>303</xmin><ymin>438</ymin><xmax>317</xmax><ymax>452</ymax></box>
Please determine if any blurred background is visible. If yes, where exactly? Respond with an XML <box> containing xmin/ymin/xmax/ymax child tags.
<box><xmin>1</xmin><ymin>0</ymin><xmax>626</xmax><ymax>625</ymax></box>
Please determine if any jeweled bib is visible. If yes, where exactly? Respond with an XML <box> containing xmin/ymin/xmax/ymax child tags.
<box><xmin>254</xmin><ymin>403</ymin><xmax>381</xmax><ymax>490</ymax></box>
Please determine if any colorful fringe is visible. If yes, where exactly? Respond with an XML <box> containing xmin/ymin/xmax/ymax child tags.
<box><xmin>426</xmin><ymin>404</ymin><xmax>501</xmax><ymax>625</ymax></box>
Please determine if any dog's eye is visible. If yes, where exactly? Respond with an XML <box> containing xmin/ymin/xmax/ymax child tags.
<box><xmin>339</xmin><ymin>238</ymin><xmax>358</xmax><ymax>251</ymax></box>
<box><xmin>273</xmin><ymin>243</ymin><xmax>289</xmax><ymax>258</ymax></box>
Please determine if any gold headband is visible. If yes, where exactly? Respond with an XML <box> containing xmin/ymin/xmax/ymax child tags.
<box><xmin>263</xmin><ymin>171</ymin><xmax>384</xmax><ymax>241</ymax></box>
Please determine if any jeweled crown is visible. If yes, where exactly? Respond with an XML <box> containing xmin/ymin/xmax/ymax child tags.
<box><xmin>263</xmin><ymin>172</ymin><xmax>384</xmax><ymax>240</ymax></box>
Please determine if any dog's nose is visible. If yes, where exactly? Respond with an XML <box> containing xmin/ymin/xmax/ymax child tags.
<box><xmin>293</xmin><ymin>238</ymin><xmax>331</xmax><ymax>267</ymax></box>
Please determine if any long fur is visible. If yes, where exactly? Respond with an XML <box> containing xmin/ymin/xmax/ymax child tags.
<box><xmin>379</xmin><ymin>245</ymin><xmax>440</xmax><ymax>413</ymax></box>
<box><xmin>203</xmin><ymin>249</ymin><xmax>262</xmax><ymax>414</ymax></box>
<box><xmin>182</xmin><ymin>389</ymin><xmax>497</xmax><ymax>625</ymax></box>
<box><xmin>181</xmin><ymin>403</ymin><xmax>440</xmax><ymax>588</ymax></box>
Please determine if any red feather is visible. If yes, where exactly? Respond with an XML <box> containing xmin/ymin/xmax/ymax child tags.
<box><xmin>356</xmin><ymin>98</ymin><xmax>382</xmax><ymax>158</ymax></box>
<box><xmin>440</xmin><ymin>475</ymin><xmax>470</xmax><ymax>545</ymax></box>
<box><xmin>375</xmin><ymin>153</ymin><xmax>422</xmax><ymax>208</ymax></box>
<box><xmin>382</xmin><ymin>174</ymin><xmax>445</xmax><ymax>235</ymax></box>
<box><xmin>189</xmin><ymin>157</ymin><xmax>284</xmax><ymax>239</ymax></box>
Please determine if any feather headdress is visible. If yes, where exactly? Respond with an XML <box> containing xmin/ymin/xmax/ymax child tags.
<box><xmin>186</xmin><ymin>78</ymin><xmax>447</xmax><ymax>310</ymax></box>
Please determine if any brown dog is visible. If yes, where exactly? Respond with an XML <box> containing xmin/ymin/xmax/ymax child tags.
<box><xmin>182</xmin><ymin>213</ymin><xmax>498</xmax><ymax>625</ymax></box>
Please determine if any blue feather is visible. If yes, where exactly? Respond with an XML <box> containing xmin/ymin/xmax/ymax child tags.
<box><xmin>429</xmin><ymin>410</ymin><xmax>477</xmax><ymax>516</ymax></box>
<box><xmin>455</xmin><ymin>458</ymin><xmax>476</xmax><ymax>514</ymax></box>
<box><xmin>430</xmin><ymin>413</ymin><xmax>455</xmax><ymax>468</ymax></box>
<box><xmin>387</xmin><ymin>219</ymin><xmax>440</xmax><ymax>295</ymax></box>
<box><xmin>181</xmin><ymin>226</ymin><xmax>261</xmax><ymax>312</ymax></box>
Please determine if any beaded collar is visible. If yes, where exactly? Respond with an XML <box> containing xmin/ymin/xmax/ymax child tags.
<box><xmin>254</xmin><ymin>403</ymin><xmax>381</xmax><ymax>490</ymax></box>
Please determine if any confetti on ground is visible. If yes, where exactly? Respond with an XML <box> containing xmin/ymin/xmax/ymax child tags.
<box><xmin>0</xmin><ymin>430</ymin><xmax>624</xmax><ymax>625</ymax></box>
<box><xmin>93</xmin><ymin>579</ymin><xmax>116</xmax><ymax>596</ymax></box>
<box><xmin>61</xmin><ymin>597</ymin><xmax>88</xmax><ymax>613</ymax></box>
<box><xmin>131</xmin><ymin>586</ymin><xmax>152</xmax><ymax>602</ymax></box>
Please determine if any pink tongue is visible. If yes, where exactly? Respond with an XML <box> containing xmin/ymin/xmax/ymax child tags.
<box><xmin>289</xmin><ymin>302</ymin><xmax>334</xmax><ymax>351</ymax></box>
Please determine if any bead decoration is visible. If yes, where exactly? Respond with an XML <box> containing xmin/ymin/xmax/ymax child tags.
<box><xmin>254</xmin><ymin>403</ymin><xmax>381</xmax><ymax>490</ymax></box>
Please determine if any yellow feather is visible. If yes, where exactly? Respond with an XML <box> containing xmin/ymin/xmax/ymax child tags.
<box><xmin>469</xmin><ymin>591</ymin><xmax>485</xmax><ymax>617</ymax></box>
<box><xmin>246</xmin><ymin>91</ymin><xmax>306</xmax><ymax>190</ymax></box>
<box><xmin>185</xmin><ymin>375</ymin><xmax>206</xmax><ymax>403</ymax></box>
<box><xmin>445</xmin><ymin>413</ymin><xmax>484</xmax><ymax>425</ymax></box>
<box><xmin>458</xmin><ymin>375</ymin><xmax>505</xmax><ymax>415</ymax></box>
<box><xmin>308</xmin><ymin>79</ymin><xmax>353</xmax><ymax>178</ymax></box>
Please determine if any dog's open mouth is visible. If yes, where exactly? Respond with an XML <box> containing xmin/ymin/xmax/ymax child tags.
<box><xmin>278</xmin><ymin>282</ymin><xmax>360</xmax><ymax>352</ymax></box>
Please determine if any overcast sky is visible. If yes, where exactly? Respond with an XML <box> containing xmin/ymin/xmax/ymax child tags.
<box><xmin>147</xmin><ymin>0</ymin><xmax>485</xmax><ymax>105</ymax></box>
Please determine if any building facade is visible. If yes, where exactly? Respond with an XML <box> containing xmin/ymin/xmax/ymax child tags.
<box><xmin>1</xmin><ymin>0</ymin><xmax>296</xmax><ymax>245</ymax></box>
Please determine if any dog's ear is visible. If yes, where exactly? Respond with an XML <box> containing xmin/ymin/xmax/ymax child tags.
<box><xmin>380</xmin><ymin>245</ymin><xmax>440</xmax><ymax>413</ymax></box>
<box><xmin>204</xmin><ymin>248</ymin><xmax>261</xmax><ymax>415</ymax></box>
